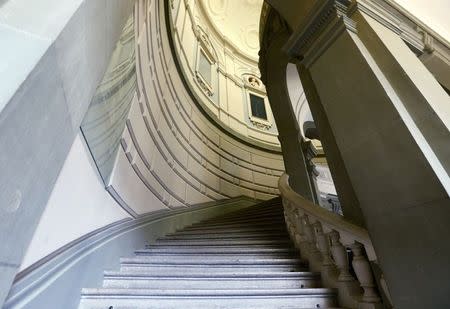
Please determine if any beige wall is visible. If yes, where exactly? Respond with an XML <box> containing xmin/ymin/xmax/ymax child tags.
<box><xmin>170</xmin><ymin>0</ymin><xmax>280</xmax><ymax>148</ymax></box>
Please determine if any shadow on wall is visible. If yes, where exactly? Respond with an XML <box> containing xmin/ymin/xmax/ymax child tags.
<box><xmin>81</xmin><ymin>14</ymin><xmax>137</xmax><ymax>185</ymax></box>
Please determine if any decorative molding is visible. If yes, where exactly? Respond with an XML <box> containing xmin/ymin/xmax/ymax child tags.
<box><xmin>136</xmin><ymin>37</ymin><xmax>283</xmax><ymax>196</ymax></box>
<box><xmin>242</xmin><ymin>73</ymin><xmax>266</xmax><ymax>93</ymax></box>
<box><xmin>283</xmin><ymin>0</ymin><xmax>357</xmax><ymax>61</ymax></box>
<box><xmin>167</xmin><ymin>0</ymin><xmax>282</xmax><ymax>151</ymax></box>
<box><xmin>195</xmin><ymin>71</ymin><xmax>214</xmax><ymax>97</ymax></box>
<box><xmin>170</xmin><ymin>0</ymin><xmax>282</xmax><ymax>147</ymax></box>
<box><xmin>250</xmin><ymin>119</ymin><xmax>272</xmax><ymax>131</ymax></box>
<box><xmin>356</xmin><ymin>0</ymin><xmax>449</xmax><ymax>64</ymax></box>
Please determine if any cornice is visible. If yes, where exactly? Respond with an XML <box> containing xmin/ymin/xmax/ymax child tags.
<box><xmin>355</xmin><ymin>0</ymin><xmax>450</xmax><ymax>62</ymax></box>
<box><xmin>260</xmin><ymin>0</ymin><xmax>449</xmax><ymax>69</ymax></box>
<box><xmin>282</xmin><ymin>0</ymin><xmax>357</xmax><ymax>64</ymax></box>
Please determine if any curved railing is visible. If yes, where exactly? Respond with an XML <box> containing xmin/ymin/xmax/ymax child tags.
<box><xmin>279</xmin><ymin>173</ymin><xmax>392</xmax><ymax>309</ymax></box>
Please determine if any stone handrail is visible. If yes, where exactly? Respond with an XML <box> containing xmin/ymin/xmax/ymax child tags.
<box><xmin>279</xmin><ymin>173</ymin><xmax>391</xmax><ymax>309</ymax></box>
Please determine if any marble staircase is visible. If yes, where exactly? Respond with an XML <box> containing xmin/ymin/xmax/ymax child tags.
<box><xmin>78</xmin><ymin>198</ymin><xmax>341</xmax><ymax>309</ymax></box>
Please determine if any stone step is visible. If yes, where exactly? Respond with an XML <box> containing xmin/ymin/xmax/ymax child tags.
<box><xmin>159</xmin><ymin>232</ymin><xmax>289</xmax><ymax>240</ymax></box>
<box><xmin>200</xmin><ymin>213</ymin><xmax>284</xmax><ymax>223</ymax></box>
<box><xmin>136</xmin><ymin>247</ymin><xmax>296</xmax><ymax>255</ymax></box>
<box><xmin>184</xmin><ymin>221</ymin><xmax>285</xmax><ymax>230</ymax></box>
<box><xmin>133</xmin><ymin>252</ymin><xmax>296</xmax><ymax>259</ymax></box>
<box><xmin>120</xmin><ymin>256</ymin><xmax>306</xmax><ymax>266</ymax></box>
<box><xmin>208</xmin><ymin>208</ymin><xmax>283</xmax><ymax>218</ymax></box>
<box><xmin>147</xmin><ymin>244</ymin><xmax>292</xmax><ymax>250</ymax></box>
<box><xmin>79</xmin><ymin>288</ymin><xmax>338</xmax><ymax>309</ymax></box>
<box><xmin>221</xmin><ymin>203</ymin><xmax>281</xmax><ymax>213</ymax></box>
<box><xmin>191</xmin><ymin>219</ymin><xmax>285</xmax><ymax>228</ymax></box>
<box><xmin>171</xmin><ymin>226</ymin><xmax>287</xmax><ymax>235</ymax></box>
<box><xmin>153</xmin><ymin>239</ymin><xmax>292</xmax><ymax>246</ymax></box>
<box><xmin>102</xmin><ymin>272</ymin><xmax>321</xmax><ymax>289</ymax></box>
<box><xmin>213</xmin><ymin>209</ymin><xmax>283</xmax><ymax>220</ymax></box>
<box><xmin>119</xmin><ymin>263</ymin><xmax>307</xmax><ymax>273</ymax></box>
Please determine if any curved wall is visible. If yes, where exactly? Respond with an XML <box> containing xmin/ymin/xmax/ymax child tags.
<box><xmin>106</xmin><ymin>0</ymin><xmax>284</xmax><ymax>213</ymax></box>
<box><xmin>169</xmin><ymin>0</ymin><xmax>281</xmax><ymax>149</ymax></box>
<box><xmin>16</xmin><ymin>0</ymin><xmax>285</xmax><ymax>284</ymax></box>
<box><xmin>3</xmin><ymin>0</ymin><xmax>285</xmax><ymax>306</ymax></box>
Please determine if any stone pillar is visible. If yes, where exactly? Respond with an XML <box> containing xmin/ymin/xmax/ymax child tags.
<box><xmin>297</xmin><ymin>63</ymin><xmax>365</xmax><ymax>226</ymax></box>
<box><xmin>260</xmin><ymin>27</ymin><xmax>316</xmax><ymax>203</ymax></box>
<box><xmin>280</xmin><ymin>1</ymin><xmax>450</xmax><ymax>308</ymax></box>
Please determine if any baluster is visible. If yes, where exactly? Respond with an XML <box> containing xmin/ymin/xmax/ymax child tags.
<box><xmin>285</xmin><ymin>206</ymin><xmax>294</xmax><ymax>238</ymax></box>
<box><xmin>294</xmin><ymin>209</ymin><xmax>304</xmax><ymax>236</ymax></box>
<box><xmin>313</xmin><ymin>221</ymin><xmax>333</xmax><ymax>266</ymax></box>
<box><xmin>293</xmin><ymin>209</ymin><xmax>309</xmax><ymax>260</ymax></box>
<box><xmin>301</xmin><ymin>214</ymin><xmax>321</xmax><ymax>259</ymax></box>
<box><xmin>350</xmin><ymin>242</ymin><xmax>382</xmax><ymax>304</ymax></box>
<box><xmin>329</xmin><ymin>230</ymin><xmax>354</xmax><ymax>282</ymax></box>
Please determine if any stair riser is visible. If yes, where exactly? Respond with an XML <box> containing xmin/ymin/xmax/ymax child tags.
<box><xmin>102</xmin><ymin>278</ymin><xmax>321</xmax><ymax>289</ymax></box>
<box><xmin>79</xmin><ymin>296</ymin><xmax>337</xmax><ymax>309</ymax></box>
<box><xmin>218</xmin><ymin>205</ymin><xmax>281</xmax><ymax>215</ymax></box>
<box><xmin>185</xmin><ymin>222</ymin><xmax>285</xmax><ymax>230</ymax></box>
<box><xmin>171</xmin><ymin>227</ymin><xmax>287</xmax><ymax>234</ymax></box>
<box><xmin>120</xmin><ymin>258</ymin><xmax>305</xmax><ymax>265</ymax></box>
<box><xmin>133</xmin><ymin>253</ymin><xmax>296</xmax><ymax>260</ymax></box>
<box><xmin>199</xmin><ymin>216</ymin><xmax>284</xmax><ymax>224</ymax></box>
<box><xmin>160</xmin><ymin>233</ymin><xmax>288</xmax><ymax>240</ymax></box>
<box><xmin>206</xmin><ymin>213</ymin><xmax>284</xmax><ymax>222</ymax></box>
<box><xmin>137</xmin><ymin>248</ymin><xmax>296</xmax><ymax>254</ymax></box>
<box><xmin>153</xmin><ymin>240</ymin><xmax>292</xmax><ymax>246</ymax></box>
<box><xmin>119</xmin><ymin>265</ymin><xmax>307</xmax><ymax>273</ymax></box>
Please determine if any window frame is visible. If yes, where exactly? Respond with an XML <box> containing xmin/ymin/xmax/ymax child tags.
<box><xmin>246</xmin><ymin>89</ymin><xmax>272</xmax><ymax>130</ymax></box>
<box><xmin>196</xmin><ymin>48</ymin><xmax>213</xmax><ymax>88</ymax></box>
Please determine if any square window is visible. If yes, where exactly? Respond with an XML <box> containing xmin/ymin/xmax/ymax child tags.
<box><xmin>250</xmin><ymin>94</ymin><xmax>267</xmax><ymax>120</ymax></box>
<box><xmin>198</xmin><ymin>50</ymin><xmax>212</xmax><ymax>85</ymax></box>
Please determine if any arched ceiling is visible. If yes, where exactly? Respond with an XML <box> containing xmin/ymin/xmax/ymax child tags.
<box><xmin>198</xmin><ymin>0</ymin><xmax>263</xmax><ymax>60</ymax></box>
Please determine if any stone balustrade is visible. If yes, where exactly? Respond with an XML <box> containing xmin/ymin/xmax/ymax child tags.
<box><xmin>279</xmin><ymin>173</ymin><xmax>391</xmax><ymax>309</ymax></box>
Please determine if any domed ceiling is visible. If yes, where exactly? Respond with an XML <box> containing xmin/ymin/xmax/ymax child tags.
<box><xmin>198</xmin><ymin>0</ymin><xmax>263</xmax><ymax>60</ymax></box>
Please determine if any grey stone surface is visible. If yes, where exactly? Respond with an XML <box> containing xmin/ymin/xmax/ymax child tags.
<box><xmin>262</xmin><ymin>34</ymin><xmax>315</xmax><ymax>203</ymax></box>
<box><xmin>55</xmin><ymin>1</ymin><xmax>93</xmax><ymax>132</ymax></box>
<box><xmin>303</xmin><ymin>24</ymin><xmax>450</xmax><ymax>309</ymax></box>
<box><xmin>0</xmin><ymin>45</ymin><xmax>75</xmax><ymax>306</ymax></box>
<box><xmin>0</xmin><ymin>1</ymin><xmax>137</xmax><ymax>305</ymax></box>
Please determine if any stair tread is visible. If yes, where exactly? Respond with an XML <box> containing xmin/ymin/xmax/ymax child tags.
<box><xmin>136</xmin><ymin>247</ymin><xmax>296</xmax><ymax>253</ymax></box>
<box><xmin>82</xmin><ymin>288</ymin><xmax>337</xmax><ymax>296</ymax></box>
<box><xmin>78</xmin><ymin>198</ymin><xmax>340</xmax><ymax>309</ymax></box>
<box><xmin>104</xmin><ymin>270</ymin><xmax>319</xmax><ymax>278</ymax></box>
<box><xmin>120</xmin><ymin>257</ymin><xmax>307</xmax><ymax>265</ymax></box>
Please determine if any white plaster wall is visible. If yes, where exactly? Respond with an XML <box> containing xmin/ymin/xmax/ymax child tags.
<box><xmin>19</xmin><ymin>134</ymin><xmax>130</xmax><ymax>271</ymax></box>
<box><xmin>392</xmin><ymin>0</ymin><xmax>450</xmax><ymax>42</ymax></box>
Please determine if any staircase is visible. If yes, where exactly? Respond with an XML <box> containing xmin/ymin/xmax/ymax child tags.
<box><xmin>79</xmin><ymin>198</ymin><xmax>340</xmax><ymax>308</ymax></box>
